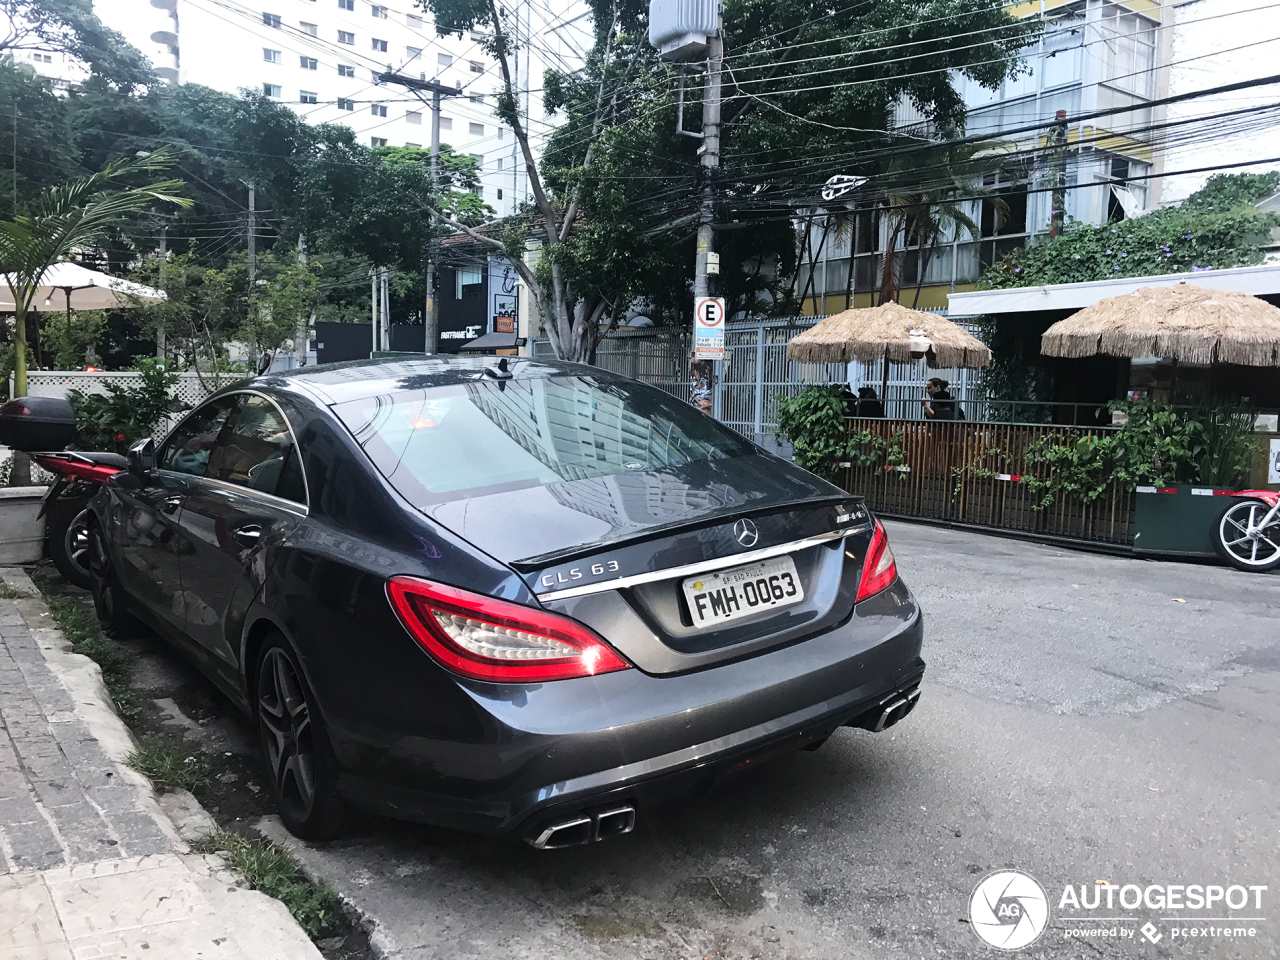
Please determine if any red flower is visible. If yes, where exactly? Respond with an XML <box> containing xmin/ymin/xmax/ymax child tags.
<box><xmin>115</xmin><ymin>432</ymin><xmax>127</xmax><ymax>443</ymax></box>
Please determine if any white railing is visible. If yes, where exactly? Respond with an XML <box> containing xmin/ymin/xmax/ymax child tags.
<box><xmin>10</xmin><ymin>370</ymin><xmax>231</xmax><ymax>440</ymax></box>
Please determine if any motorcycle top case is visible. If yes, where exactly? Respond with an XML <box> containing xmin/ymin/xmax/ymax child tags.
<box><xmin>0</xmin><ymin>397</ymin><xmax>76</xmax><ymax>452</ymax></box>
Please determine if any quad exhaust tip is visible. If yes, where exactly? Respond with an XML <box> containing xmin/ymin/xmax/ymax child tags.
<box><xmin>874</xmin><ymin>686</ymin><xmax>921</xmax><ymax>732</ymax></box>
<box><xmin>527</xmin><ymin>805</ymin><xmax>636</xmax><ymax>850</ymax></box>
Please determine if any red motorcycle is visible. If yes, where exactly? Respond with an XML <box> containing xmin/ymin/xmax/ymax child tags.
<box><xmin>32</xmin><ymin>451</ymin><xmax>127</xmax><ymax>588</ymax></box>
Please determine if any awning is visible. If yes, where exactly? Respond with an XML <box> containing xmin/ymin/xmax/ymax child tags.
<box><xmin>457</xmin><ymin>332</ymin><xmax>526</xmax><ymax>353</ymax></box>
<box><xmin>948</xmin><ymin>262</ymin><xmax>1280</xmax><ymax>316</ymax></box>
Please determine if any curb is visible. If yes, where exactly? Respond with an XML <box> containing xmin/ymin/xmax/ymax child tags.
<box><xmin>257</xmin><ymin>815</ymin><xmax>405</xmax><ymax>960</ymax></box>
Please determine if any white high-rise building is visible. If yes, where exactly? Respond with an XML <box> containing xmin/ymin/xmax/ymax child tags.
<box><xmin>91</xmin><ymin>0</ymin><xmax>592</xmax><ymax>217</ymax></box>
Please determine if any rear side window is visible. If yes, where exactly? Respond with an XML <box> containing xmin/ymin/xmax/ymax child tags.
<box><xmin>160</xmin><ymin>395</ymin><xmax>238</xmax><ymax>477</ymax></box>
<box><xmin>333</xmin><ymin>374</ymin><xmax>755</xmax><ymax>505</ymax></box>
<box><xmin>206</xmin><ymin>395</ymin><xmax>306</xmax><ymax>503</ymax></box>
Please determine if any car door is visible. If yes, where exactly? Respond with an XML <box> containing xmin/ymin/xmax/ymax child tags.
<box><xmin>114</xmin><ymin>395</ymin><xmax>238</xmax><ymax>634</ymax></box>
<box><xmin>176</xmin><ymin>393</ymin><xmax>308</xmax><ymax>685</ymax></box>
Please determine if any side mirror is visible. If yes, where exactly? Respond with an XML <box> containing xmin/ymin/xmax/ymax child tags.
<box><xmin>128</xmin><ymin>437</ymin><xmax>156</xmax><ymax>478</ymax></box>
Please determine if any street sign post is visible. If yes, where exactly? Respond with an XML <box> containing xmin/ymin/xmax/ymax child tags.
<box><xmin>694</xmin><ymin>297</ymin><xmax>726</xmax><ymax>360</ymax></box>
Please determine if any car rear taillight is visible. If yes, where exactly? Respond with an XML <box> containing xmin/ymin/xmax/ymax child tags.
<box><xmin>855</xmin><ymin>520</ymin><xmax>898</xmax><ymax>602</ymax></box>
<box><xmin>386</xmin><ymin>576</ymin><xmax>631</xmax><ymax>682</ymax></box>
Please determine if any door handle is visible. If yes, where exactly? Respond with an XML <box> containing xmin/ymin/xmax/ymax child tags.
<box><xmin>161</xmin><ymin>495</ymin><xmax>183</xmax><ymax>515</ymax></box>
<box><xmin>232</xmin><ymin>524</ymin><xmax>263</xmax><ymax>548</ymax></box>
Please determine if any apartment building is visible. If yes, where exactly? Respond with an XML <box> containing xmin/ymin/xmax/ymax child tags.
<box><xmin>796</xmin><ymin>0</ymin><xmax>1173</xmax><ymax>315</ymax></box>
<box><xmin>90</xmin><ymin>0</ymin><xmax>591</xmax><ymax>218</ymax></box>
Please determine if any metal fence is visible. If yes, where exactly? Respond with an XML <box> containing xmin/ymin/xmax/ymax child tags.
<box><xmin>533</xmin><ymin>315</ymin><xmax>986</xmax><ymax>447</ymax></box>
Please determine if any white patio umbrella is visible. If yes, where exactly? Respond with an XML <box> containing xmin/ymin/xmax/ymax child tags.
<box><xmin>0</xmin><ymin>262</ymin><xmax>166</xmax><ymax>313</ymax></box>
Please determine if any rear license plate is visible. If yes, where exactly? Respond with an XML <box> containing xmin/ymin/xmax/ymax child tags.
<box><xmin>682</xmin><ymin>556</ymin><xmax>804</xmax><ymax>629</ymax></box>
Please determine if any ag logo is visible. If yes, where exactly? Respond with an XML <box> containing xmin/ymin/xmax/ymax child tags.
<box><xmin>969</xmin><ymin>870</ymin><xmax>1049</xmax><ymax>950</ymax></box>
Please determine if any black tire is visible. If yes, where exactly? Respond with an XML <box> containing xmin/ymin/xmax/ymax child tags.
<box><xmin>46</xmin><ymin>495</ymin><xmax>95</xmax><ymax>589</ymax></box>
<box><xmin>255</xmin><ymin>635</ymin><xmax>353</xmax><ymax>840</ymax></box>
<box><xmin>87</xmin><ymin>521</ymin><xmax>143</xmax><ymax>637</ymax></box>
<box><xmin>1214</xmin><ymin>499</ymin><xmax>1280</xmax><ymax>573</ymax></box>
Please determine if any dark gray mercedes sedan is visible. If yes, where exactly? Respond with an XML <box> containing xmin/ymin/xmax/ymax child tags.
<box><xmin>87</xmin><ymin>356</ymin><xmax>924</xmax><ymax>847</ymax></box>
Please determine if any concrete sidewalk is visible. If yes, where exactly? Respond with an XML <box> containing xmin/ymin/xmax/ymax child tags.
<box><xmin>0</xmin><ymin>567</ymin><xmax>322</xmax><ymax>960</ymax></box>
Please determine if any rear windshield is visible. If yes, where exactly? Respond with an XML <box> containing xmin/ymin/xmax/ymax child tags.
<box><xmin>332</xmin><ymin>374</ymin><xmax>756</xmax><ymax>505</ymax></box>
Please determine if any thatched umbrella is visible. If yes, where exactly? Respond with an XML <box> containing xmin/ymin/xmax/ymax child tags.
<box><xmin>786</xmin><ymin>300</ymin><xmax>991</xmax><ymax>411</ymax></box>
<box><xmin>1041</xmin><ymin>283</ymin><xmax>1280</xmax><ymax>366</ymax></box>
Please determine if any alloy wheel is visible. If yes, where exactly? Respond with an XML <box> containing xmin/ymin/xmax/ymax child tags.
<box><xmin>1219</xmin><ymin>502</ymin><xmax>1280</xmax><ymax>568</ymax></box>
<box><xmin>257</xmin><ymin>647</ymin><xmax>317</xmax><ymax>823</ymax></box>
<box><xmin>65</xmin><ymin>508</ymin><xmax>92</xmax><ymax>582</ymax></box>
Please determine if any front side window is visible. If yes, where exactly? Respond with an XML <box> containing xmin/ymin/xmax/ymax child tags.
<box><xmin>333</xmin><ymin>375</ymin><xmax>755</xmax><ymax>506</ymax></box>
<box><xmin>205</xmin><ymin>396</ymin><xmax>305</xmax><ymax>503</ymax></box>
<box><xmin>161</xmin><ymin>396</ymin><xmax>239</xmax><ymax>477</ymax></box>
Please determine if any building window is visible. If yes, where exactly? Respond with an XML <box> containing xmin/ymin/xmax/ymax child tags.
<box><xmin>338</xmin><ymin>97</ymin><xmax>354</xmax><ymax>110</ymax></box>
<box><xmin>371</xmin><ymin>103</ymin><xmax>387</xmax><ymax>117</ymax></box>
<box><xmin>263</xmin><ymin>83</ymin><xmax>282</xmax><ymax>97</ymax></box>
<box><xmin>469</xmin><ymin>93</ymin><xmax>483</xmax><ymax>104</ymax></box>
<box><xmin>468</xmin><ymin>122</ymin><xmax>484</xmax><ymax>135</ymax></box>
<box><xmin>439</xmin><ymin>117</ymin><xmax>452</xmax><ymax>130</ymax></box>
<box><xmin>372</xmin><ymin>70</ymin><xmax>383</xmax><ymax>83</ymax></box>
<box><xmin>263</xmin><ymin>48</ymin><xmax>281</xmax><ymax>63</ymax></box>
<box><xmin>300</xmin><ymin>90</ymin><xmax>318</xmax><ymax>103</ymax></box>
<box><xmin>406</xmin><ymin>111</ymin><xmax>422</xmax><ymax>124</ymax></box>
<box><xmin>406</xmin><ymin>45</ymin><xmax>421</xmax><ymax>60</ymax></box>
<box><xmin>371</xmin><ymin>4</ymin><xmax>387</xmax><ymax>16</ymax></box>
<box><xmin>299</xmin><ymin>21</ymin><xmax>317</xmax><ymax>35</ymax></box>
<box><xmin>372</xmin><ymin>37</ymin><xmax>387</xmax><ymax>52</ymax></box>
<box><xmin>437</xmin><ymin>52</ymin><xmax>451</xmax><ymax>67</ymax></box>
<box><xmin>1100</xmin><ymin>3</ymin><xmax>1157</xmax><ymax>99</ymax></box>
<box><xmin>338</xmin><ymin>0</ymin><xmax>353</xmax><ymax>8</ymax></box>
<box><xmin>470</xmin><ymin>153</ymin><xmax>483</xmax><ymax>169</ymax></box>
<box><xmin>300</xmin><ymin>56</ymin><xmax>317</xmax><ymax>69</ymax></box>
<box><xmin>470</xmin><ymin>30</ymin><xmax>485</xmax><ymax>41</ymax></box>
<box><xmin>406</xmin><ymin>142</ymin><xmax>421</xmax><ymax>148</ymax></box>
<box><xmin>407</xmin><ymin>13</ymin><xmax>422</xmax><ymax>28</ymax></box>
<box><xmin>455</xmin><ymin>267</ymin><xmax>482</xmax><ymax>298</ymax></box>
<box><xmin>469</xmin><ymin>60</ymin><xmax>483</xmax><ymax>73</ymax></box>
<box><xmin>497</xmin><ymin>189</ymin><xmax>503</xmax><ymax>200</ymax></box>
<box><xmin>33</xmin><ymin>52</ymin><xmax>52</xmax><ymax>63</ymax></box>
<box><xmin>371</xmin><ymin>137</ymin><xmax>387</xmax><ymax>146</ymax></box>
<box><xmin>338</xmin><ymin>64</ymin><xmax>354</xmax><ymax>77</ymax></box>
<box><xmin>472</xmin><ymin>185</ymin><xmax>484</xmax><ymax>199</ymax></box>
<box><xmin>338</xmin><ymin>30</ymin><xmax>354</xmax><ymax>44</ymax></box>
<box><xmin>262</xmin><ymin>11</ymin><xmax>281</xmax><ymax>27</ymax></box>
<box><xmin>496</xmin><ymin>126</ymin><xmax>503</xmax><ymax>140</ymax></box>
<box><xmin>496</xmin><ymin>158</ymin><xmax>503</xmax><ymax>171</ymax></box>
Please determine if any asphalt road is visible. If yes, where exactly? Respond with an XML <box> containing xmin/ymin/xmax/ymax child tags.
<box><xmin>245</xmin><ymin>522</ymin><xmax>1279</xmax><ymax>960</ymax></box>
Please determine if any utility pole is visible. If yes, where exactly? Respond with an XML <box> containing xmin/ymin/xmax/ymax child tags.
<box><xmin>380</xmin><ymin>71</ymin><xmax>462</xmax><ymax>354</ymax></box>
<box><xmin>690</xmin><ymin>9</ymin><xmax>723</xmax><ymax>417</ymax></box>
<box><xmin>693</xmin><ymin>26</ymin><xmax>722</xmax><ymax>302</ymax></box>
<box><xmin>295</xmin><ymin>234</ymin><xmax>311</xmax><ymax>368</ymax></box>
<box><xmin>370</xmin><ymin>270</ymin><xmax>379</xmax><ymax>357</ymax></box>
<box><xmin>245</xmin><ymin>181</ymin><xmax>257</xmax><ymax>281</ymax></box>
<box><xmin>156</xmin><ymin>223</ymin><xmax>167</xmax><ymax>359</ymax></box>
<box><xmin>1049</xmin><ymin>109</ymin><xmax>1068</xmax><ymax>239</ymax></box>
<box><xmin>380</xmin><ymin>266</ymin><xmax>391</xmax><ymax>351</ymax></box>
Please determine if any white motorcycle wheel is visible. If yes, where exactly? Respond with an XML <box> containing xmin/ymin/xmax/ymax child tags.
<box><xmin>1215</xmin><ymin>500</ymin><xmax>1280</xmax><ymax>572</ymax></box>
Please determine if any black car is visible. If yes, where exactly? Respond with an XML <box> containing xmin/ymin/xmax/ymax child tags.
<box><xmin>86</xmin><ymin>357</ymin><xmax>924</xmax><ymax>847</ymax></box>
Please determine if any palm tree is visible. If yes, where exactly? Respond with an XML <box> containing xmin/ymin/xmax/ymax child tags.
<box><xmin>0</xmin><ymin>153</ymin><xmax>189</xmax><ymax>398</ymax></box>
<box><xmin>874</xmin><ymin>143</ymin><xmax>1010</xmax><ymax>306</ymax></box>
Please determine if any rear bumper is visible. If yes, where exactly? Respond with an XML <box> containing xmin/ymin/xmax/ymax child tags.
<box><xmin>332</xmin><ymin>582</ymin><xmax>924</xmax><ymax>839</ymax></box>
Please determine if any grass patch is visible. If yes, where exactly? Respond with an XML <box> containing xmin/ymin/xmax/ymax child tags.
<box><xmin>126</xmin><ymin>736</ymin><xmax>211</xmax><ymax>794</ymax></box>
<box><xmin>42</xmin><ymin>594</ymin><xmax>139</xmax><ymax>721</ymax></box>
<box><xmin>195</xmin><ymin>831</ymin><xmax>345</xmax><ymax>939</ymax></box>
<box><xmin>0</xmin><ymin>584</ymin><xmax>32</xmax><ymax>599</ymax></box>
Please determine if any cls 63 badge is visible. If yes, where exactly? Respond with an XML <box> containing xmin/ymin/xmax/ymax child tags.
<box><xmin>541</xmin><ymin>561</ymin><xmax>620</xmax><ymax>589</ymax></box>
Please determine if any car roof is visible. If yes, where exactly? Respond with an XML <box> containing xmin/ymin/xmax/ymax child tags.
<box><xmin>255</xmin><ymin>355</ymin><xmax>601</xmax><ymax>405</ymax></box>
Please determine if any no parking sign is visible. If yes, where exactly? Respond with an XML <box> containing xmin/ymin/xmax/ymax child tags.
<box><xmin>694</xmin><ymin>297</ymin><xmax>726</xmax><ymax>360</ymax></box>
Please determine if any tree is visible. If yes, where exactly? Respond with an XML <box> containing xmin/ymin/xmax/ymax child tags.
<box><xmin>0</xmin><ymin>152</ymin><xmax>188</xmax><ymax>399</ymax></box>
<box><xmin>520</xmin><ymin>0</ymin><xmax>1039</xmax><ymax>353</ymax></box>
<box><xmin>0</xmin><ymin>0</ymin><xmax>154</xmax><ymax>88</ymax></box>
